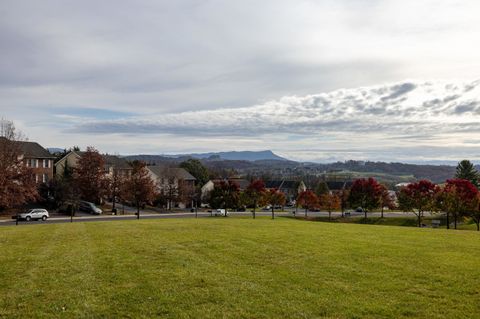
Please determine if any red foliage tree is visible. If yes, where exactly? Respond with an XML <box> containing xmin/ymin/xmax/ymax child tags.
<box><xmin>245</xmin><ymin>179</ymin><xmax>266</xmax><ymax>219</ymax></box>
<box><xmin>0</xmin><ymin>119</ymin><xmax>38</xmax><ymax>210</ymax></box>
<box><xmin>73</xmin><ymin>146</ymin><xmax>107</xmax><ymax>203</ymax></box>
<box><xmin>438</xmin><ymin>179</ymin><xmax>478</xmax><ymax>229</ymax></box>
<box><xmin>397</xmin><ymin>180</ymin><xmax>438</xmax><ymax>227</ymax></box>
<box><xmin>297</xmin><ymin>190</ymin><xmax>319</xmax><ymax>217</ymax></box>
<box><xmin>348</xmin><ymin>178</ymin><xmax>382</xmax><ymax>219</ymax></box>
<box><xmin>260</xmin><ymin>188</ymin><xmax>286</xmax><ymax>219</ymax></box>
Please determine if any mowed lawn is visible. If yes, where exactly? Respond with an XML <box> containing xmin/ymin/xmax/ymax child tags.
<box><xmin>1</xmin><ymin>218</ymin><xmax>479</xmax><ymax>318</ymax></box>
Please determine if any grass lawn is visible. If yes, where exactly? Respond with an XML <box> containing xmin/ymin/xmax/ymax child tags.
<box><xmin>1</xmin><ymin>218</ymin><xmax>479</xmax><ymax>318</ymax></box>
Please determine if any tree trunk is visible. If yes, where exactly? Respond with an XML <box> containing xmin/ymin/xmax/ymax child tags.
<box><xmin>328</xmin><ymin>211</ymin><xmax>331</xmax><ymax>221</ymax></box>
<box><xmin>271</xmin><ymin>206</ymin><xmax>275</xmax><ymax>219</ymax></box>
<box><xmin>305</xmin><ymin>207</ymin><xmax>308</xmax><ymax>218</ymax></box>
<box><xmin>381</xmin><ymin>206</ymin><xmax>384</xmax><ymax>219</ymax></box>
<box><xmin>137</xmin><ymin>200</ymin><xmax>140</xmax><ymax>220</ymax></box>
<box><xmin>364</xmin><ymin>210</ymin><xmax>367</xmax><ymax>220</ymax></box>
<box><xmin>454</xmin><ymin>214</ymin><xmax>457</xmax><ymax>229</ymax></box>
<box><xmin>418</xmin><ymin>213</ymin><xmax>421</xmax><ymax>228</ymax></box>
<box><xmin>476</xmin><ymin>220</ymin><xmax>479</xmax><ymax>231</ymax></box>
<box><xmin>446</xmin><ymin>212</ymin><xmax>450</xmax><ymax>229</ymax></box>
<box><xmin>253</xmin><ymin>199</ymin><xmax>256</xmax><ymax>219</ymax></box>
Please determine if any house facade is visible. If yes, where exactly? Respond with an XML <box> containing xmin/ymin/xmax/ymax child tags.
<box><xmin>147</xmin><ymin>166</ymin><xmax>196</xmax><ymax>209</ymax></box>
<box><xmin>19</xmin><ymin>141</ymin><xmax>56</xmax><ymax>184</ymax></box>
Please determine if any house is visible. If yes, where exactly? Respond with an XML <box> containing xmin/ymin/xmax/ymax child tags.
<box><xmin>147</xmin><ymin>166</ymin><xmax>196</xmax><ymax>209</ymax></box>
<box><xmin>18</xmin><ymin>140</ymin><xmax>56</xmax><ymax>184</ymax></box>
<box><xmin>265</xmin><ymin>180</ymin><xmax>306</xmax><ymax>202</ymax></box>
<box><xmin>55</xmin><ymin>150</ymin><xmax>132</xmax><ymax>178</ymax></box>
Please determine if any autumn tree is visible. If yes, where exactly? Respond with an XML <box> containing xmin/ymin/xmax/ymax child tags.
<box><xmin>0</xmin><ymin>119</ymin><xmax>38</xmax><ymax>210</ymax></box>
<box><xmin>438</xmin><ymin>179</ymin><xmax>478</xmax><ymax>229</ymax></box>
<box><xmin>348</xmin><ymin>178</ymin><xmax>382</xmax><ymax>219</ymax></box>
<box><xmin>122</xmin><ymin>161</ymin><xmax>157</xmax><ymax>219</ymax></box>
<box><xmin>208</xmin><ymin>180</ymin><xmax>240</xmax><ymax>215</ymax></box>
<box><xmin>455</xmin><ymin>160</ymin><xmax>479</xmax><ymax>188</ymax></box>
<box><xmin>471</xmin><ymin>197</ymin><xmax>480</xmax><ymax>231</ymax></box>
<box><xmin>106</xmin><ymin>169</ymin><xmax>126</xmax><ymax>213</ymax></box>
<box><xmin>297</xmin><ymin>190</ymin><xmax>319</xmax><ymax>217</ymax></box>
<box><xmin>397</xmin><ymin>180</ymin><xmax>438</xmax><ymax>227</ymax></box>
<box><xmin>73</xmin><ymin>147</ymin><xmax>107</xmax><ymax>203</ymax></box>
<box><xmin>260</xmin><ymin>188</ymin><xmax>286</xmax><ymax>219</ymax></box>
<box><xmin>245</xmin><ymin>179</ymin><xmax>266</xmax><ymax>219</ymax></box>
<box><xmin>319</xmin><ymin>193</ymin><xmax>341</xmax><ymax>220</ymax></box>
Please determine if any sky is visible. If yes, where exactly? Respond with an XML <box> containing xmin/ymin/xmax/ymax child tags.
<box><xmin>1</xmin><ymin>0</ymin><xmax>480</xmax><ymax>163</ymax></box>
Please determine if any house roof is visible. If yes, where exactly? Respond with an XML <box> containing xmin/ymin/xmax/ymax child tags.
<box><xmin>18</xmin><ymin>140</ymin><xmax>55</xmax><ymax>159</ymax></box>
<box><xmin>147</xmin><ymin>166</ymin><xmax>196</xmax><ymax>181</ymax></box>
<box><xmin>326</xmin><ymin>181</ymin><xmax>353</xmax><ymax>190</ymax></box>
<box><xmin>265</xmin><ymin>180</ymin><xmax>300</xmax><ymax>190</ymax></box>
<box><xmin>56</xmin><ymin>151</ymin><xmax>131</xmax><ymax>169</ymax></box>
<box><xmin>103</xmin><ymin>154</ymin><xmax>131</xmax><ymax>170</ymax></box>
<box><xmin>210</xmin><ymin>178</ymin><xmax>250</xmax><ymax>190</ymax></box>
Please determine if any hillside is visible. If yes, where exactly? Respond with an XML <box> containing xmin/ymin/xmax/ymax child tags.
<box><xmin>1</xmin><ymin>218</ymin><xmax>479</xmax><ymax>318</ymax></box>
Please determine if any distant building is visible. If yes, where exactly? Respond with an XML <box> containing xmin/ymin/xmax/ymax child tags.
<box><xmin>55</xmin><ymin>150</ymin><xmax>132</xmax><ymax>178</ymax></box>
<box><xmin>147</xmin><ymin>166</ymin><xmax>196</xmax><ymax>209</ymax></box>
<box><xmin>265</xmin><ymin>180</ymin><xmax>306</xmax><ymax>202</ymax></box>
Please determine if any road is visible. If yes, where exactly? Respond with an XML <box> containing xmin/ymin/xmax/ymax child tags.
<box><xmin>0</xmin><ymin>209</ymin><xmax>416</xmax><ymax>227</ymax></box>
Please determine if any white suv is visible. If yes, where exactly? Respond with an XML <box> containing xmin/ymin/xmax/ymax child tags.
<box><xmin>18</xmin><ymin>209</ymin><xmax>49</xmax><ymax>221</ymax></box>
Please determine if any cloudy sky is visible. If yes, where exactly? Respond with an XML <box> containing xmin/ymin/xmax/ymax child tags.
<box><xmin>1</xmin><ymin>0</ymin><xmax>480</xmax><ymax>163</ymax></box>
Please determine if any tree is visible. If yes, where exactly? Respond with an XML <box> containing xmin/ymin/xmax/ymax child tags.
<box><xmin>245</xmin><ymin>179</ymin><xmax>266</xmax><ymax>219</ymax></box>
<box><xmin>122</xmin><ymin>161</ymin><xmax>157</xmax><ymax>219</ymax></box>
<box><xmin>319</xmin><ymin>193</ymin><xmax>341</xmax><ymax>220</ymax></box>
<box><xmin>73</xmin><ymin>146</ymin><xmax>107</xmax><ymax>203</ymax></box>
<box><xmin>0</xmin><ymin>118</ymin><xmax>38</xmax><ymax>210</ymax></box>
<box><xmin>455</xmin><ymin>160</ymin><xmax>479</xmax><ymax>187</ymax></box>
<box><xmin>438</xmin><ymin>179</ymin><xmax>478</xmax><ymax>229</ymax></box>
<box><xmin>471</xmin><ymin>197</ymin><xmax>480</xmax><ymax>231</ymax></box>
<box><xmin>297</xmin><ymin>190</ymin><xmax>319</xmax><ymax>218</ymax></box>
<box><xmin>260</xmin><ymin>188</ymin><xmax>286</xmax><ymax>219</ymax></box>
<box><xmin>106</xmin><ymin>169</ymin><xmax>126</xmax><ymax>213</ymax></box>
<box><xmin>208</xmin><ymin>180</ymin><xmax>240</xmax><ymax>215</ymax></box>
<box><xmin>348</xmin><ymin>178</ymin><xmax>382</xmax><ymax>219</ymax></box>
<box><xmin>315</xmin><ymin>181</ymin><xmax>330</xmax><ymax>197</ymax></box>
<box><xmin>180</xmin><ymin>159</ymin><xmax>210</xmax><ymax>187</ymax></box>
<box><xmin>397</xmin><ymin>180</ymin><xmax>438</xmax><ymax>227</ymax></box>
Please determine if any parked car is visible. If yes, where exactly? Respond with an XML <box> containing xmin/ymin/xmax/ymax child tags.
<box><xmin>17</xmin><ymin>209</ymin><xmax>49</xmax><ymax>221</ymax></box>
<box><xmin>214</xmin><ymin>209</ymin><xmax>227</xmax><ymax>216</ymax></box>
<box><xmin>79</xmin><ymin>201</ymin><xmax>102</xmax><ymax>215</ymax></box>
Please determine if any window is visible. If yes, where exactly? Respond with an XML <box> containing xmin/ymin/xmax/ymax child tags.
<box><xmin>35</xmin><ymin>174</ymin><xmax>39</xmax><ymax>183</ymax></box>
<box><xmin>42</xmin><ymin>174</ymin><xmax>48</xmax><ymax>183</ymax></box>
<box><xmin>43</xmin><ymin>159</ymin><xmax>50</xmax><ymax>168</ymax></box>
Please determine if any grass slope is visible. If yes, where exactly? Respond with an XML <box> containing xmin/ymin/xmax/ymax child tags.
<box><xmin>0</xmin><ymin>218</ymin><xmax>479</xmax><ymax>318</ymax></box>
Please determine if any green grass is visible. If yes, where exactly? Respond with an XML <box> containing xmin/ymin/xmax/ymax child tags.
<box><xmin>1</xmin><ymin>218</ymin><xmax>479</xmax><ymax>318</ymax></box>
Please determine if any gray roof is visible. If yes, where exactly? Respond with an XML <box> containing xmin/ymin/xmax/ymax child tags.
<box><xmin>61</xmin><ymin>151</ymin><xmax>131</xmax><ymax>169</ymax></box>
<box><xmin>18</xmin><ymin>140</ymin><xmax>55</xmax><ymax>159</ymax></box>
<box><xmin>148</xmin><ymin>166</ymin><xmax>196</xmax><ymax>181</ymax></box>
<box><xmin>103</xmin><ymin>154</ymin><xmax>131</xmax><ymax>170</ymax></box>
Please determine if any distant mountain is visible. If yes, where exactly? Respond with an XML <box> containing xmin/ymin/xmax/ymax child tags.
<box><xmin>47</xmin><ymin>147</ymin><xmax>64</xmax><ymax>154</ymax></box>
<box><xmin>178</xmin><ymin>150</ymin><xmax>289</xmax><ymax>161</ymax></box>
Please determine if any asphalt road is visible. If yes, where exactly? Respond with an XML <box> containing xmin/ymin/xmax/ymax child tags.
<box><xmin>0</xmin><ymin>209</ymin><xmax>416</xmax><ymax>227</ymax></box>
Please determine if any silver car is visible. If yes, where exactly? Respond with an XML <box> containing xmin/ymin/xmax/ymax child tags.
<box><xmin>18</xmin><ymin>209</ymin><xmax>49</xmax><ymax>221</ymax></box>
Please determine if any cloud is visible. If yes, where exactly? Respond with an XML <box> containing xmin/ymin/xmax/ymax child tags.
<box><xmin>71</xmin><ymin>80</ymin><xmax>480</xmax><ymax>137</ymax></box>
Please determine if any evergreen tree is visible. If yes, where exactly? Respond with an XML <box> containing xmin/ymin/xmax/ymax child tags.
<box><xmin>315</xmin><ymin>181</ymin><xmax>330</xmax><ymax>196</ymax></box>
<box><xmin>455</xmin><ymin>160</ymin><xmax>479</xmax><ymax>187</ymax></box>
